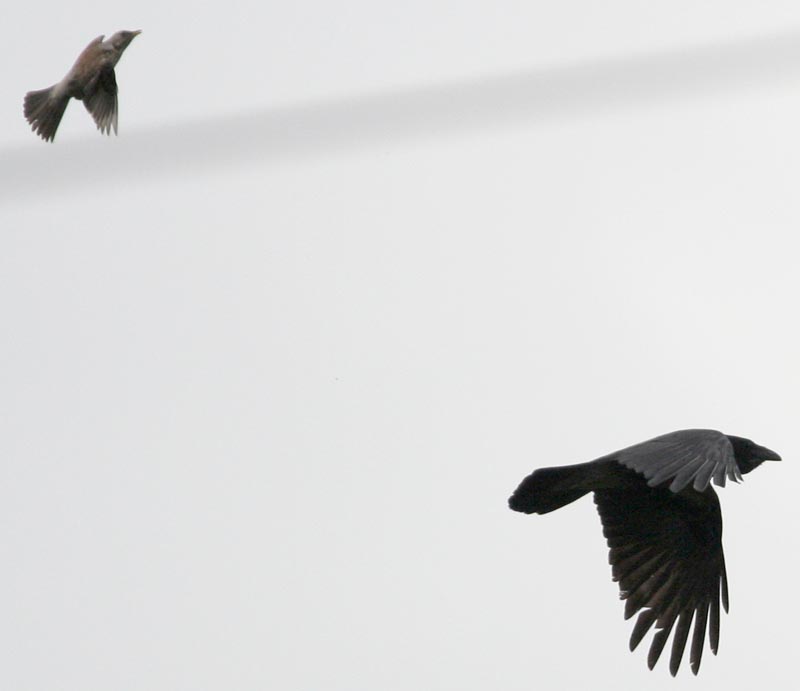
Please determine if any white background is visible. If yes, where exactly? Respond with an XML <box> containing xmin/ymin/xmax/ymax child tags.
<box><xmin>1</xmin><ymin>2</ymin><xmax>798</xmax><ymax>689</ymax></box>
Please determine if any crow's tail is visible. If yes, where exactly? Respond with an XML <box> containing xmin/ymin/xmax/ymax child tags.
<box><xmin>509</xmin><ymin>462</ymin><xmax>600</xmax><ymax>514</ymax></box>
<box><xmin>24</xmin><ymin>86</ymin><xmax>69</xmax><ymax>142</ymax></box>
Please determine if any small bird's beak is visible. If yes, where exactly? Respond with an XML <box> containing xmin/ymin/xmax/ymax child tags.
<box><xmin>757</xmin><ymin>444</ymin><xmax>782</xmax><ymax>461</ymax></box>
<box><xmin>132</xmin><ymin>30</ymin><xmax>142</xmax><ymax>36</ymax></box>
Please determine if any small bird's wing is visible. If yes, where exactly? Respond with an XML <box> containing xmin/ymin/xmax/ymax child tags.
<box><xmin>83</xmin><ymin>68</ymin><xmax>118</xmax><ymax>135</ymax></box>
<box><xmin>67</xmin><ymin>35</ymin><xmax>107</xmax><ymax>78</ymax></box>
<box><xmin>594</xmin><ymin>484</ymin><xmax>728</xmax><ymax>676</ymax></box>
<box><xmin>611</xmin><ymin>429</ymin><xmax>739</xmax><ymax>493</ymax></box>
<box><xmin>74</xmin><ymin>35</ymin><xmax>105</xmax><ymax>64</ymax></box>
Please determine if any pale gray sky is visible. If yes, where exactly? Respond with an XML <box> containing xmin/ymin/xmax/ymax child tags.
<box><xmin>1</xmin><ymin>3</ymin><xmax>799</xmax><ymax>690</ymax></box>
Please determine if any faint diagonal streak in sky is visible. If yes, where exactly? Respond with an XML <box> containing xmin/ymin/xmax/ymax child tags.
<box><xmin>3</xmin><ymin>30</ymin><xmax>800</xmax><ymax>200</ymax></box>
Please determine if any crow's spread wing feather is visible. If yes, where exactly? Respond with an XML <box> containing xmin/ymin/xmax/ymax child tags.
<box><xmin>610</xmin><ymin>429</ymin><xmax>739</xmax><ymax>493</ymax></box>
<box><xmin>594</xmin><ymin>483</ymin><xmax>728</xmax><ymax>675</ymax></box>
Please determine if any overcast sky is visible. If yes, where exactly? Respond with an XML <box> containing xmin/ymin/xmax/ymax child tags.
<box><xmin>2</xmin><ymin>3</ymin><xmax>800</xmax><ymax>690</ymax></box>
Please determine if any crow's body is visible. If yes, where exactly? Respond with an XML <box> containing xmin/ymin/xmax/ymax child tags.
<box><xmin>509</xmin><ymin>429</ymin><xmax>780</xmax><ymax>675</ymax></box>
<box><xmin>24</xmin><ymin>30</ymin><xmax>141</xmax><ymax>142</ymax></box>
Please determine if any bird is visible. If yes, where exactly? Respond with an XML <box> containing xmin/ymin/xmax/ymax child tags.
<box><xmin>24</xmin><ymin>30</ymin><xmax>141</xmax><ymax>142</ymax></box>
<box><xmin>508</xmin><ymin>429</ymin><xmax>780</xmax><ymax>676</ymax></box>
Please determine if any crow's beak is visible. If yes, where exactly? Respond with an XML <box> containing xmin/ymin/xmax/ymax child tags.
<box><xmin>757</xmin><ymin>444</ymin><xmax>782</xmax><ymax>461</ymax></box>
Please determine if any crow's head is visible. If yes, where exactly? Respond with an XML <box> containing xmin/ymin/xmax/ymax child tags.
<box><xmin>727</xmin><ymin>435</ymin><xmax>781</xmax><ymax>475</ymax></box>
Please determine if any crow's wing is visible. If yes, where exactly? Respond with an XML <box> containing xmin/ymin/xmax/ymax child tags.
<box><xmin>594</xmin><ymin>484</ymin><xmax>728</xmax><ymax>676</ymax></box>
<box><xmin>83</xmin><ymin>68</ymin><xmax>118</xmax><ymax>135</ymax></box>
<box><xmin>610</xmin><ymin>429</ymin><xmax>739</xmax><ymax>493</ymax></box>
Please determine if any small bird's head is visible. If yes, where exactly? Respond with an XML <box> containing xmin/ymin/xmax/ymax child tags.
<box><xmin>727</xmin><ymin>434</ymin><xmax>781</xmax><ymax>475</ymax></box>
<box><xmin>110</xmin><ymin>30</ymin><xmax>142</xmax><ymax>51</ymax></box>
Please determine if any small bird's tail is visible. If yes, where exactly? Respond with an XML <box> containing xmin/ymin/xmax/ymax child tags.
<box><xmin>509</xmin><ymin>463</ymin><xmax>597</xmax><ymax>514</ymax></box>
<box><xmin>24</xmin><ymin>87</ymin><xmax>69</xmax><ymax>142</ymax></box>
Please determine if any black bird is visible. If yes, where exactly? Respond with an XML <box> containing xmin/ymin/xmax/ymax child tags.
<box><xmin>509</xmin><ymin>429</ymin><xmax>780</xmax><ymax>675</ymax></box>
<box><xmin>24</xmin><ymin>30</ymin><xmax>141</xmax><ymax>142</ymax></box>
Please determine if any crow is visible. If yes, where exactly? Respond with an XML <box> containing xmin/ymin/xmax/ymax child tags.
<box><xmin>509</xmin><ymin>429</ymin><xmax>780</xmax><ymax>675</ymax></box>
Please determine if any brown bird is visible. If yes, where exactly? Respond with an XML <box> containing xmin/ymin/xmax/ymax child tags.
<box><xmin>24</xmin><ymin>30</ymin><xmax>141</xmax><ymax>142</ymax></box>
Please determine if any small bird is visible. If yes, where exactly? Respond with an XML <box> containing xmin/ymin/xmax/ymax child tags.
<box><xmin>24</xmin><ymin>30</ymin><xmax>141</xmax><ymax>142</ymax></box>
<box><xmin>509</xmin><ymin>429</ymin><xmax>780</xmax><ymax>676</ymax></box>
